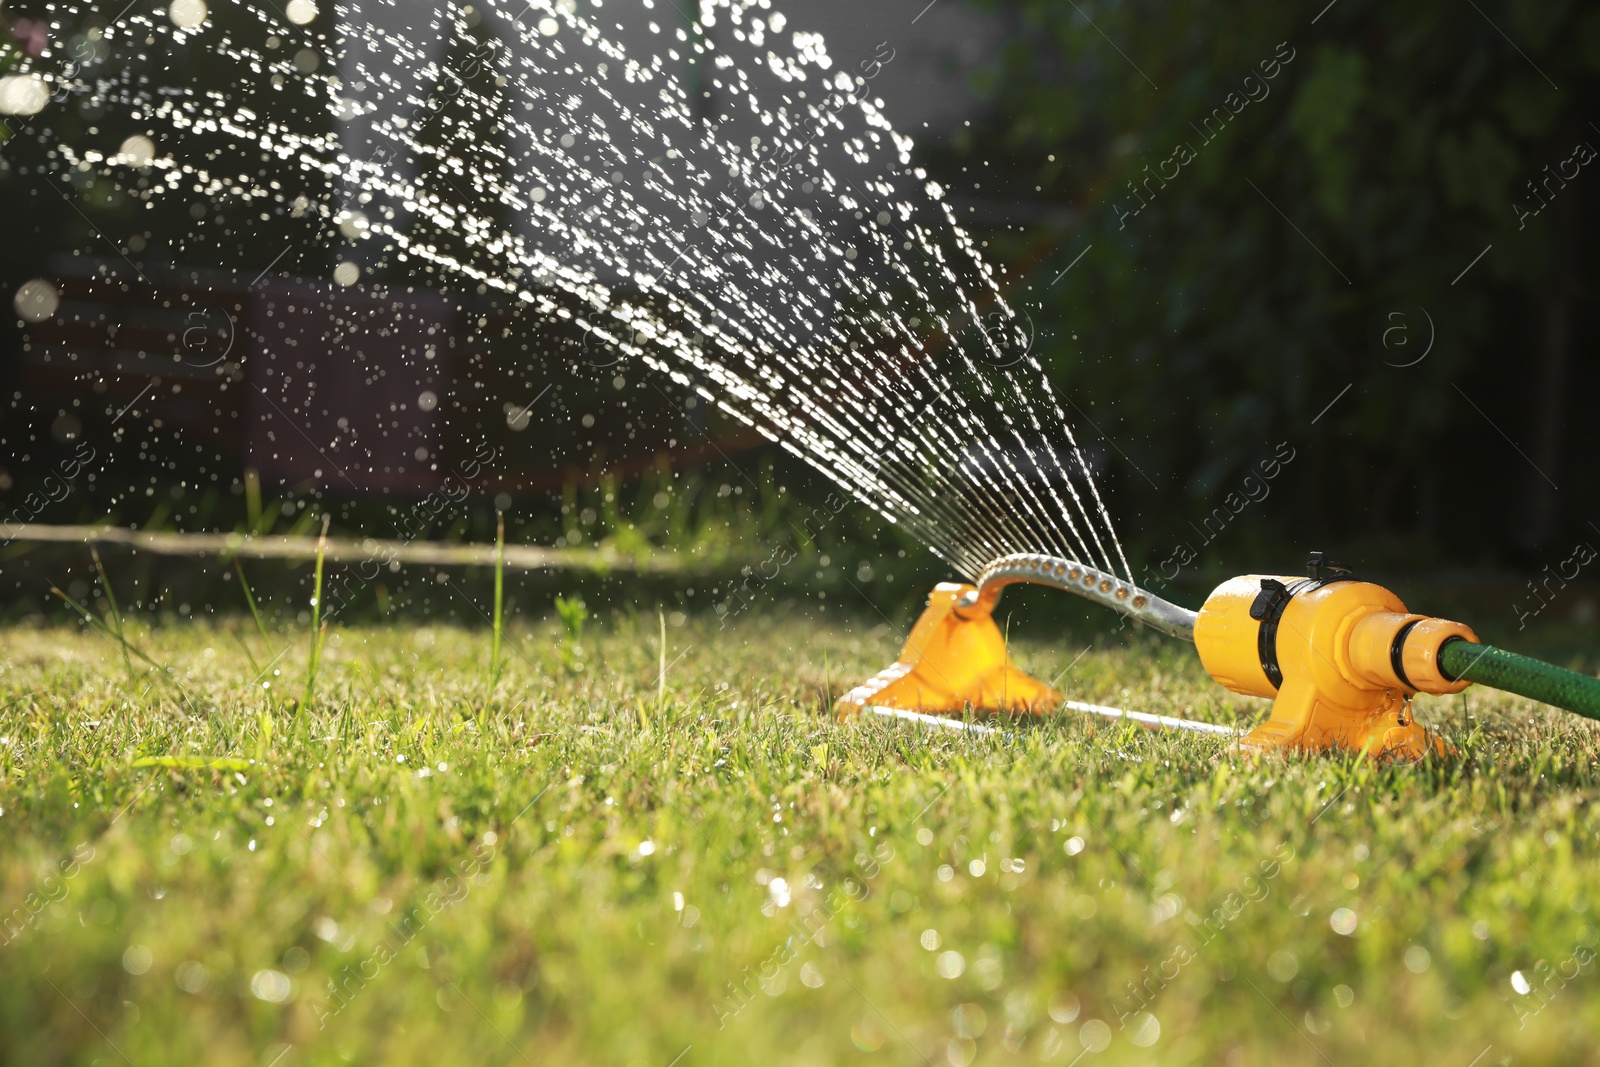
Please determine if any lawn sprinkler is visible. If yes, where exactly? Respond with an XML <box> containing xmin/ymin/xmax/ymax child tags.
<box><xmin>836</xmin><ymin>551</ymin><xmax>1600</xmax><ymax>759</ymax></box>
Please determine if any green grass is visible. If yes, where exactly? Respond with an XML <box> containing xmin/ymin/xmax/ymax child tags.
<box><xmin>2</xmin><ymin>608</ymin><xmax>1600</xmax><ymax>1066</ymax></box>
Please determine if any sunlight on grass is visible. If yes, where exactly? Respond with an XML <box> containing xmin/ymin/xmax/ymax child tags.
<box><xmin>2</xmin><ymin>612</ymin><xmax>1598</xmax><ymax>1065</ymax></box>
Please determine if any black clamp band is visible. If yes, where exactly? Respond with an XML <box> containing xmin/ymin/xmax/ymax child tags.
<box><xmin>1249</xmin><ymin>578</ymin><xmax>1292</xmax><ymax>689</ymax></box>
<box><xmin>1390</xmin><ymin>618</ymin><xmax>1423</xmax><ymax>691</ymax></box>
<box><xmin>1436</xmin><ymin>635</ymin><xmax>1471</xmax><ymax>683</ymax></box>
<box><xmin>1247</xmin><ymin>554</ymin><xmax>1360</xmax><ymax>692</ymax></box>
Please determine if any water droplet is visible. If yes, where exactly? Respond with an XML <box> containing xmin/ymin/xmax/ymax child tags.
<box><xmin>1048</xmin><ymin>991</ymin><xmax>1080</xmax><ymax>1023</ymax></box>
<box><xmin>117</xmin><ymin>135</ymin><xmax>157</xmax><ymax>167</ymax></box>
<box><xmin>952</xmin><ymin>1002</ymin><xmax>987</xmax><ymax>1038</ymax></box>
<box><xmin>13</xmin><ymin>279</ymin><xmax>59</xmax><ymax>323</ymax></box>
<box><xmin>168</xmin><ymin>0</ymin><xmax>208</xmax><ymax>29</ymax></box>
<box><xmin>1267</xmin><ymin>950</ymin><xmax>1298</xmax><ymax>982</ymax></box>
<box><xmin>0</xmin><ymin>74</ymin><xmax>46</xmax><ymax>116</ymax></box>
<box><xmin>250</xmin><ymin>969</ymin><xmax>292</xmax><ymax>1003</ymax></box>
<box><xmin>1078</xmin><ymin>1019</ymin><xmax>1111</xmax><ymax>1052</ymax></box>
<box><xmin>175</xmin><ymin>960</ymin><xmax>209</xmax><ymax>993</ymax></box>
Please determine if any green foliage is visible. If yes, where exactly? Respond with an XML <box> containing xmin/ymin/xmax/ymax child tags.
<box><xmin>1288</xmin><ymin>46</ymin><xmax>1365</xmax><ymax>220</ymax></box>
<box><xmin>955</xmin><ymin>0</ymin><xmax>1600</xmax><ymax>571</ymax></box>
<box><xmin>553</xmin><ymin>593</ymin><xmax>588</xmax><ymax>672</ymax></box>
<box><xmin>553</xmin><ymin>594</ymin><xmax>588</xmax><ymax>640</ymax></box>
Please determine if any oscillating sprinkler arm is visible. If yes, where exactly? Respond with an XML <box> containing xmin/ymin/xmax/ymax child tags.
<box><xmin>954</xmin><ymin>553</ymin><xmax>1199</xmax><ymax>641</ymax></box>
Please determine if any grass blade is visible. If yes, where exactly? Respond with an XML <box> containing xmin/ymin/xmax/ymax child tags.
<box><xmin>229</xmin><ymin>628</ymin><xmax>262</xmax><ymax>676</ymax></box>
<box><xmin>244</xmin><ymin>467</ymin><xmax>264</xmax><ymax>534</ymax></box>
<box><xmin>488</xmin><ymin>509</ymin><xmax>506</xmax><ymax>706</ymax></box>
<box><xmin>234</xmin><ymin>560</ymin><xmax>270</xmax><ymax>641</ymax></box>
<box><xmin>91</xmin><ymin>546</ymin><xmax>135</xmax><ymax>681</ymax></box>
<box><xmin>50</xmin><ymin>586</ymin><xmax>199</xmax><ymax>713</ymax></box>
<box><xmin>298</xmin><ymin>514</ymin><xmax>331</xmax><ymax>715</ymax></box>
<box><xmin>131</xmin><ymin>755</ymin><xmax>252</xmax><ymax>771</ymax></box>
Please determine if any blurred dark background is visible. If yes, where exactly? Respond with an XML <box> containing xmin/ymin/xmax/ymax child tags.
<box><xmin>1</xmin><ymin>0</ymin><xmax>1597</xmax><ymax>632</ymax></box>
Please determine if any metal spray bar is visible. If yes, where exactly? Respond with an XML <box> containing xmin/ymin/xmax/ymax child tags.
<box><xmin>955</xmin><ymin>552</ymin><xmax>1199</xmax><ymax>642</ymax></box>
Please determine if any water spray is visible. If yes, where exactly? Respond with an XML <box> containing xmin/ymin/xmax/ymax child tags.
<box><xmin>838</xmin><ymin>551</ymin><xmax>1600</xmax><ymax>758</ymax></box>
<box><xmin>27</xmin><ymin>0</ymin><xmax>1586</xmax><ymax>761</ymax></box>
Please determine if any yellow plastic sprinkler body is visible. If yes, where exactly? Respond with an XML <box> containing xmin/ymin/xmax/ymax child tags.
<box><xmin>838</xmin><ymin>550</ymin><xmax>1600</xmax><ymax>759</ymax></box>
<box><xmin>833</xmin><ymin>582</ymin><xmax>1061</xmax><ymax>717</ymax></box>
<box><xmin>1192</xmin><ymin>555</ymin><xmax>1477</xmax><ymax>759</ymax></box>
<box><xmin>834</xmin><ymin>554</ymin><xmax>1188</xmax><ymax>722</ymax></box>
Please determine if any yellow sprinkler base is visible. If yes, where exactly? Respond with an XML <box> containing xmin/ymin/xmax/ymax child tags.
<box><xmin>833</xmin><ymin>582</ymin><xmax>1061</xmax><ymax>719</ymax></box>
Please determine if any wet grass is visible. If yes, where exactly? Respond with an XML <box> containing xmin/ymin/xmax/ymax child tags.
<box><xmin>2</xmin><ymin>608</ymin><xmax>1599</xmax><ymax>1066</ymax></box>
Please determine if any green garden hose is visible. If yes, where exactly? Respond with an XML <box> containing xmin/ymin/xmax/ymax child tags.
<box><xmin>1439</xmin><ymin>638</ymin><xmax>1600</xmax><ymax>722</ymax></box>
